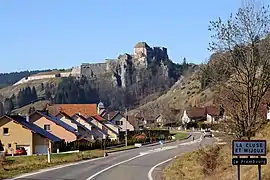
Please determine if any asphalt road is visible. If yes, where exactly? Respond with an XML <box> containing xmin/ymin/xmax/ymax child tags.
<box><xmin>11</xmin><ymin>132</ymin><xmax>214</xmax><ymax>180</ymax></box>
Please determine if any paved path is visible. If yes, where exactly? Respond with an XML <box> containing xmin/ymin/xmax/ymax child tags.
<box><xmin>10</xmin><ymin>132</ymin><xmax>214</xmax><ymax>180</ymax></box>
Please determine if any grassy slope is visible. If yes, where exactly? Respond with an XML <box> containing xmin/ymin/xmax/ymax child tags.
<box><xmin>12</xmin><ymin>100</ymin><xmax>50</xmax><ymax>115</ymax></box>
<box><xmin>0</xmin><ymin>78</ymin><xmax>61</xmax><ymax>98</ymax></box>
<box><xmin>164</xmin><ymin>123</ymin><xmax>270</xmax><ymax>180</ymax></box>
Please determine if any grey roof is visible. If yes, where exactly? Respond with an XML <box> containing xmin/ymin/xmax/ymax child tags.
<box><xmin>57</xmin><ymin>112</ymin><xmax>98</xmax><ymax>137</ymax></box>
<box><xmin>6</xmin><ymin>115</ymin><xmax>62</xmax><ymax>142</ymax></box>
<box><xmin>75</xmin><ymin>114</ymin><xmax>109</xmax><ymax>136</ymax></box>
<box><xmin>90</xmin><ymin>116</ymin><xmax>119</xmax><ymax>135</ymax></box>
<box><xmin>34</xmin><ymin>111</ymin><xmax>80</xmax><ymax>136</ymax></box>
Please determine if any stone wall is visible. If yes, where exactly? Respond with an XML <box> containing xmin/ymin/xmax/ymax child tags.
<box><xmin>71</xmin><ymin>66</ymin><xmax>81</xmax><ymax>77</ymax></box>
<box><xmin>13</xmin><ymin>74</ymin><xmax>57</xmax><ymax>86</ymax></box>
<box><xmin>81</xmin><ymin>63</ymin><xmax>108</xmax><ymax>78</ymax></box>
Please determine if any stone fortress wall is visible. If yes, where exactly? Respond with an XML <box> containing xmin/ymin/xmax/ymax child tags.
<box><xmin>13</xmin><ymin>42</ymin><xmax>169</xmax><ymax>86</ymax></box>
<box><xmin>13</xmin><ymin>66</ymin><xmax>81</xmax><ymax>86</ymax></box>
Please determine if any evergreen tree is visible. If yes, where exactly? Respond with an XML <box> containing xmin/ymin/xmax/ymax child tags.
<box><xmin>4</xmin><ymin>98</ymin><xmax>14</xmax><ymax>114</ymax></box>
<box><xmin>182</xmin><ymin>58</ymin><xmax>188</xmax><ymax>70</ymax></box>
<box><xmin>28</xmin><ymin>106</ymin><xmax>36</xmax><ymax>114</ymax></box>
<box><xmin>31</xmin><ymin>86</ymin><xmax>38</xmax><ymax>101</ymax></box>
<box><xmin>41</xmin><ymin>83</ymin><xmax>44</xmax><ymax>91</ymax></box>
<box><xmin>45</xmin><ymin>89</ymin><xmax>52</xmax><ymax>100</ymax></box>
<box><xmin>0</xmin><ymin>102</ymin><xmax>4</xmax><ymax>116</ymax></box>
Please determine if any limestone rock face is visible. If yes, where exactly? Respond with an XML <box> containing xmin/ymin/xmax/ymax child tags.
<box><xmin>80</xmin><ymin>42</ymin><xmax>171</xmax><ymax>87</ymax></box>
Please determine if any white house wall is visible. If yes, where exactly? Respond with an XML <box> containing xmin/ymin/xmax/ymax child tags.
<box><xmin>181</xmin><ymin>110</ymin><xmax>191</xmax><ymax>124</ymax></box>
<box><xmin>111</xmin><ymin>114</ymin><xmax>134</xmax><ymax>132</ymax></box>
<box><xmin>57</xmin><ymin>115</ymin><xmax>78</xmax><ymax>130</ymax></box>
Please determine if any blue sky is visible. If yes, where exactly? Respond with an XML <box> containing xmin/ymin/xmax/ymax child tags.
<box><xmin>0</xmin><ymin>0</ymin><xmax>250</xmax><ymax>72</ymax></box>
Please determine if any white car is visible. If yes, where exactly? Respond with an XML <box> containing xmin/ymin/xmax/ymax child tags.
<box><xmin>203</xmin><ymin>130</ymin><xmax>213</xmax><ymax>138</ymax></box>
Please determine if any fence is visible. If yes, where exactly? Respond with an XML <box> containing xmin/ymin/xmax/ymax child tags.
<box><xmin>58</xmin><ymin>129</ymin><xmax>170</xmax><ymax>152</ymax></box>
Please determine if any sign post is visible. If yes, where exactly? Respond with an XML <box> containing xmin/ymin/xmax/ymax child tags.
<box><xmin>232</xmin><ymin>140</ymin><xmax>267</xmax><ymax>180</ymax></box>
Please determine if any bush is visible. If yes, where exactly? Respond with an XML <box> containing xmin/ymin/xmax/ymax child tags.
<box><xmin>0</xmin><ymin>154</ymin><xmax>5</xmax><ymax>170</ymax></box>
<box><xmin>0</xmin><ymin>141</ymin><xmax>3</xmax><ymax>151</ymax></box>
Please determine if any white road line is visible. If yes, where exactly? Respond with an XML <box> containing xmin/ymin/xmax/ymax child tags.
<box><xmin>7</xmin><ymin>156</ymin><xmax>105</xmax><ymax>180</ymax></box>
<box><xmin>86</xmin><ymin>154</ymin><xmax>144</xmax><ymax>180</ymax></box>
<box><xmin>148</xmin><ymin>157</ymin><xmax>174</xmax><ymax>180</ymax></box>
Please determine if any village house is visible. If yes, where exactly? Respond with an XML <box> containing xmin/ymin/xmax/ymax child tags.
<box><xmin>47</xmin><ymin>103</ymin><xmax>98</xmax><ymax>117</ymax></box>
<box><xmin>29</xmin><ymin>111</ymin><xmax>80</xmax><ymax>142</ymax></box>
<box><xmin>56</xmin><ymin>111</ymin><xmax>96</xmax><ymax>140</ymax></box>
<box><xmin>72</xmin><ymin>113</ymin><xmax>109</xmax><ymax>140</ymax></box>
<box><xmin>90</xmin><ymin>115</ymin><xmax>120</xmax><ymax>141</ymax></box>
<box><xmin>101</xmin><ymin>111</ymin><xmax>134</xmax><ymax>132</ymax></box>
<box><xmin>181</xmin><ymin>106</ymin><xmax>222</xmax><ymax>127</ymax></box>
<box><xmin>0</xmin><ymin>115</ymin><xmax>62</xmax><ymax>155</ymax></box>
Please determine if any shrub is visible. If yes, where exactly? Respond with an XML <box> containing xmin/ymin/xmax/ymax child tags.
<box><xmin>0</xmin><ymin>141</ymin><xmax>3</xmax><ymax>151</ymax></box>
<box><xmin>0</xmin><ymin>154</ymin><xmax>5</xmax><ymax>170</ymax></box>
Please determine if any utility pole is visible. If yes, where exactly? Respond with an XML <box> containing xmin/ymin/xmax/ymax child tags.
<box><xmin>125</xmin><ymin>108</ymin><xmax>128</xmax><ymax>147</ymax></box>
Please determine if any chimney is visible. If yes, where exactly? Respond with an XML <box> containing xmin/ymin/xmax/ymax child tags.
<box><xmin>26</xmin><ymin>115</ymin><xmax>30</xmax><ymax>122</ymax></box>
<box><xmin>107</xmin><ymin>114</ymin><xmax>110</xmax><ymax>120</ymax></box>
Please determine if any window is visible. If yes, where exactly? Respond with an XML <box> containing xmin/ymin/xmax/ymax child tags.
<box><xmin>116</xmin><ymin>121</ymin><xmax>123</xmax><ymax>125</ymax></box>
<box><xmin>44</xmin><ymin>124</ymin><xmax>51</xmax><ymax>131</ymax></box>
<box><xmin>8</xmin><ymin>143</ymin><xmax>11</xmax><ymax>148</ymax></box>
<box><xmin>3</xmin><ymin>128</ymin><xmax>9</xmax><ymax>135</ymax></box>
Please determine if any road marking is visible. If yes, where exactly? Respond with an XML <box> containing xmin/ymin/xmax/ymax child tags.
<box><xmin>7</xmin><ymin>156</ymin><xmax>105</xmax><ymax>180</ymax></box>
<box><xmin>148</xmin><ymin>157</ymin><xmax>174</xmax><ymax>180</ymax></box>
<box><xmin>86</xmin><ymin>154</ymin><xmax>144</xmax><ymax>180</ymax></box>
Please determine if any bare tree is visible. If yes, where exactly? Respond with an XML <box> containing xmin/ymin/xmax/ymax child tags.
<box><xmin>201</xmin><ymin>0</ymin><xmax>270</xmax><ymax>139</ymax></box>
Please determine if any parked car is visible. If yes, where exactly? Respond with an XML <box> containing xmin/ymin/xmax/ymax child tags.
<box><xmin>203</xmin><ymin>130</ymin><xmax>213</xmax><ymax>138</ymax></box>
<box><xmin>15</xmin><ymin>147</ymin><xmax>27</xmax><ymax>156</ymax></box>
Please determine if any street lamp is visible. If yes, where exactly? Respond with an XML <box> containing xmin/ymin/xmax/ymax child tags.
<box><xmin>103</xmin><ymin>136</ymin><xmax>110</xmax><ymax>157</ymax></box>
<box><xmin>125</xmin><ymin>108</ymin><xmax>128</xmax><ymax>147</ymax></box>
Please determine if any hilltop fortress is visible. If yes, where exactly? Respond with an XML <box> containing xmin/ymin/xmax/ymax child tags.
<box><xmin>14</xmin><ymin>42</ymin><xmax>170</xmax><ymax>87</ymax></box>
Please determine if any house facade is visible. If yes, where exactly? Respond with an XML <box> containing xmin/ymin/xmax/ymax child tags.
<box><xmin>90</xmin><ymin>115</ymin><xmax>119</xmax><ymax>141</ymax></box>
<box><xmin>0</xmin><ymin>115</ymin><xmax>61</xmax><ymax>155</ymax></box>
<box><xmin>72</xmin><ymin>114</ymin><xmax>108</xmax><ymax>139</ymax></box>
<box><xmin>56</xmin><ymin>112</ymin><xmax>95</xmax><ymax>140</ymax></box>
<box><xmin>29</xmin><ymin>111</ymin><xmax>79</xmax><ymax>142</ymax></box>
<box><xmin>181</xmin><ymin>106</ymin><xmax>222</xmax><ymax>127</ymax></box>
<box><xmin>106</xmin><ymin>112</ymin><xmax>134</xmax><ymax>132</ymax></box>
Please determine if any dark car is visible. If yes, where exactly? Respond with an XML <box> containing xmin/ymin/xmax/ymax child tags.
<box><xmin>15</xmin><ymin>147</ymin><xmax>27</xmax><ymax>156</ymax></box>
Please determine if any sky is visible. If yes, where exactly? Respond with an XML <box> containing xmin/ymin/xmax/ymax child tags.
<box><xmin>0</xmin><ymin>0</ymin><xmax>259</xmax><ymax>73</ymax></box>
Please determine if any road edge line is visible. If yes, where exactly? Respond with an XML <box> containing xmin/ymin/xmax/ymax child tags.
<box><xmin>148</xmin><ymin>157</ymin><xmax>174</xmax><ymax>180</ymax></box>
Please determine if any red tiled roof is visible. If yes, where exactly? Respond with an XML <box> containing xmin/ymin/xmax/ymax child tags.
<box><xmin>186</xmin><ymin>107</ymin><xmax>206</xmax><ymax>118</ymax></box>
<box><xmin>92</xmin><ymin>115</ymin><xmax>105</xmax><ymax>121</ymax></box>
<box><xmin>47</xmin><ymin>104</ymin><xmax>97</xmax><ymax>117</ymax></box>
<box><xmin>205</xmin><ymin>106</ymin><xmax>220</xmax><ymax>116</ymax></box>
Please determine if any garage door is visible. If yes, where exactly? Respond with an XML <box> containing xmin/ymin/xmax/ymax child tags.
<box><xmin>35</xmin><ymin>145</ymin><xmax>48</xmax><ymax>155</ymax></box>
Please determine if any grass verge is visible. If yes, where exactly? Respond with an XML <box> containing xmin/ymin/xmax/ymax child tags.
<box><xmin>164</xmin><ymin>123</ymin><xmax>270</xmax><ymax>180</ymax></box>
<box><xmin>171</xmin><ymin>132</ymin><xmax>189</xmax><ymax>140</ymax></box>
<box><xmin>0</xmin><ymin>145</ymin><xmax>136</xmax><ymax>179</ymax></box>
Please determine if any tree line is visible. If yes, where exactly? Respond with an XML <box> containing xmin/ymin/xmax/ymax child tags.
<box><xmin>0</xmin><ymin>86</ymin><xmax>38</xmax><ymax>115</ymax></box>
